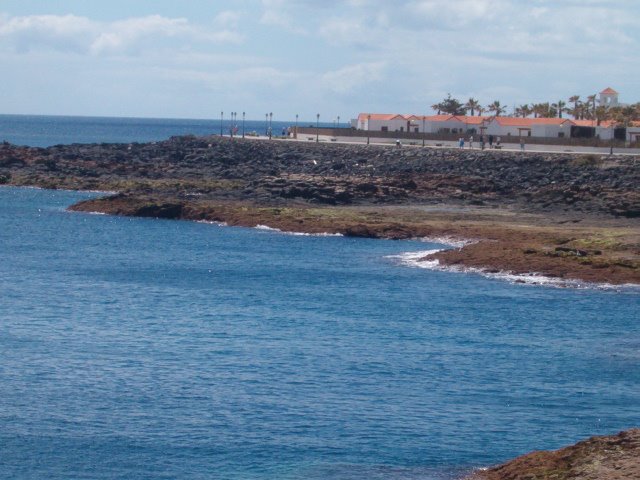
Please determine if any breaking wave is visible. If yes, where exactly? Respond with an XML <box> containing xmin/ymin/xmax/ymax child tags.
<box><xmin>254</xmin><ymin>224</ymin><xmax>343</xmax><ymax>237</ymax></box>
<box><xmin>387</xmin><ymin>249</ymin><xmax>640</xmax><ymax>291</ymax></box>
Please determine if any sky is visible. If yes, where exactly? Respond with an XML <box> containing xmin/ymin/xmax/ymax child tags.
<box><xmin>0</xmin><ymin>0</ymin><xmax>638</xmax><ymax>121</ymax></box>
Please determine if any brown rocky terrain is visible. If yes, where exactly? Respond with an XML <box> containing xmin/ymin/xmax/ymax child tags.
<box><xmin>1</xmin><ymin>135</ymin><xmax>638</xmax><ymax>285</ymax></box>
<box><xmin>465</xmin><ymin>428</ymin><xmax>640</xmax><ymax>480</ymax></box>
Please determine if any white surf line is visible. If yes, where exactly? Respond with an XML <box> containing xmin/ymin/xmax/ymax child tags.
<box><xmin>387</xmin><ymin>248</ymin><xmax>639</xmax><ymax>291</ymax></box>
<box><xmin>254</xmin><ymin>224</ymin><xmax>343</xmax><ymax>237</ymax></box>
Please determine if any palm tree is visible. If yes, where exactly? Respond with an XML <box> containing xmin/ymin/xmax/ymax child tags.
<box><xmin>552</xmin><ymin>100</ymin><xmax>567</xmax><ymax>118</ymax></box>
<box><xmin>611</xmin><ymin>105</ymin><xmax>637</xmax><ymax>127</ymax></box>
<box><xmin>515</xmin><ymin>104</ymin><xmax>532</xmax><ymax>118</ymax></box>
<box><xmin>464</xmin><ymin>98</ymin><xmax>481</xmax><ymax>116</ymax></box>
<box><xmin>586</xmin><ymin>94</ymin><xmax>597</xmax><ymax>119</ymax></box>
<box><xmin>594</xmin><ymin>105</ymin><xmax>609</xmax><ymax>126</ymax></box>
<box><xmin>567</xmin><ymin>101</ymin><xmax>584</xmax><ymax>120</ymax></box>
<box><xmin>487</xmin><ymin>100</ymin><xmax>506</xmax><ymax>116</ymax></box>
<box><xmin>568</xmin><ymin>95</ymin><xmax>581</xmax><ymax>119</ymax></box>
<box><xmin>532</xmin><ymin>102</ymin><xmax>551</xmax><ymax>118</ymax></box>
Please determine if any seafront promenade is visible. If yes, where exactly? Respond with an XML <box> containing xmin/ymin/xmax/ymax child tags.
<box><xmin>281</xmin><ymin>131</ymin><xmax>640</xmax><ymax>155</ymax></box>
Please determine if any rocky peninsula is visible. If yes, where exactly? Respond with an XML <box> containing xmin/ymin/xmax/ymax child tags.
<box><xmin>1</xmin><ymin>135</ymin><xmax>638</xmax><ymax>285</ymax></box>
<box><xmin>466</xmin><ymin>428</ymin><xmax>640</xmax><ymax>480</ymax></box>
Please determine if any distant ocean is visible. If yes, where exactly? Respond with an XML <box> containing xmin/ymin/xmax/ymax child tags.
<box><xmin>0</xmin><ymin>114</ymin><xmax>339</xmax><ymax>147</ymax></box>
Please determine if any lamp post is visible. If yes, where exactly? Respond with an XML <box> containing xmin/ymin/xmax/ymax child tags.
<box><xmin>220</xmin><ymin>111</ymin><xmax>223</xmax><ymax>136</ymax></box>
<box><xmin>610</xmin><ymin>121</ymin><xmax>614</xmax><ymax>155</ymax></box>
<box><xmin>233</xmin><ymin>112</ymin><xmax>237</xmax><ymax>137</ymax></box>
<box><xmin>337</xmin><ymin>115</ymin><xmax>340</xmax><ymax>130</ymax></box>
<box><xmin>230</xmin><ymin>112</ymin><xmax>234</xmax><ymax>138</ymax></box>
<box><xmin>422</xmin><ymin>116</ymin><xmax>426</xmax><ymax>147</ymax></box>
<box><xmin>269</xmin><ymin>112</ymin><xmax>273</xmax><ymax>139</ymax></box>
<box><xmin>367</xmin><ymin>114</ymin><xmax>371</xmax><ymax>145</ymax></box>
<box><xmin>316</xmin><ymin>113</ymin><xmax>320</xmax><ymax>143</ymax></box>
<box><xmin>265</xmin><ymin>113</ymin><xmax>268</xmax><ymax>137</ymax></box>
<box><xmin>242</xmin><ymin>112</ymin><xmax>245</xmax><ymax>138</ymax></box>
<box><xmin>295</xmin><ymin>114</ymin><xmax>298</xmax><ymax>139</ymax></box>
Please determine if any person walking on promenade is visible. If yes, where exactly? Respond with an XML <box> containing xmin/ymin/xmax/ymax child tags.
<box><xmin>469</xmin><ymin>135</ymin><xmax>474</xmax><ymax>149</ymax></box>
<box><xmin>459</xmin><ymin>137</ymin><xmax>464</xmax><ymax>149</ymax></box>
<box><xmin>480</xmin><ymin>135</ymin><xmax>485</xmax><ymax>150</ymax></box>
<box><xmin>520</xmin><ymin>137</ymin><xmax>525</xmax><ymax>151</ymax></box>
<box><xmin>489</xmin><ymin>134</ymin><xmax>494</xmax><ymax>149</ymax></box>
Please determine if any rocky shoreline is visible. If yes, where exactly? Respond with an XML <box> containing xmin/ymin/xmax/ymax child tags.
<box><xmin>1</xmin><ymin>135</ymin><xmax>638</xmax><ymax>285</ymax></box>
<box><xmin>465</xmin><ymin>428</ymin><xmax>640</xmax><ymax>480</ymax></box>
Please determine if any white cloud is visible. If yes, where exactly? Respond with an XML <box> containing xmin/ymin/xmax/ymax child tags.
<box><xmin>321</xmin><ymin>62</ymin><xmax>386</xmax><ymax>94</ymax></box>
<box><xmin>0</xmin><ymin>13</ymin><xmax>244</xmax><ymax>56</ymax></box>
<box><xmin>0</xmin><ymin>13</ymin><xmax>95</xmax><ymax>53</ymax></box>
<box><xmin>259</xmin><ymin>1</ymin><xmax>307</xmax><ymax>34</ymax></box>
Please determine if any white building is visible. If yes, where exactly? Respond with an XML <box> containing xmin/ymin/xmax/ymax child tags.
<box><xmin>598</xmin><ymin>87</ymin><xmax>627</xmax><ymax>108</ymax></box>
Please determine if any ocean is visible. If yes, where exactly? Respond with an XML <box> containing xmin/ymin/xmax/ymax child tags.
<box><xmin>0</xmin><ymin>114</ymin><xmax>338</xmax><ymax>148</ymax></box>
<box><xmin>0</xmin><ymin>116</ymin><xmax>638</xmax><ymax>479</ymax></box>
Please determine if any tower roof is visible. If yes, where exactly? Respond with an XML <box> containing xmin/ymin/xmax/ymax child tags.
<box><xmin>600</xmin><ymin>87</ymin><xmax>618</xmax><ymax>95</ymax></box>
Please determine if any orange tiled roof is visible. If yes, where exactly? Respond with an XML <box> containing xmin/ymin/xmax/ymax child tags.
<box><xmin>573</xmin><ymin>119</ymin><xmax>617</xmax><ymax>128</ymax></box>
<box><xmin>357</xmin><ymin>113</ymin><xmax>405</xmax><ymax>122</ymax></box>
<box><xmin>490</xmin><ymin>117</ymin><xmax>573</xmax><ymax>127</ymax></box>
<box><xmin>572</xmin><ymin>120</ymin><xmax>597</xmax><ymax>127</ymax></box>
<box><xmin>600</xmin><ymin>87</ymin><xmax>618</xmax><ymax>95</ymax></box>
<box><xmin>452</xmin><ymin>115</ymin><xmax>490</xmax><ymax>125</ymax></box>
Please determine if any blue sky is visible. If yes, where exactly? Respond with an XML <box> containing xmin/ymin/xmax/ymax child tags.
<box><xmin>1</xmin><ymin>0</ymin><xmax>638</xmax><ymax>122</ymax></box>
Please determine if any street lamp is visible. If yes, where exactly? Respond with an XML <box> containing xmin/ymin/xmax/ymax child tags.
<box><xmin>316</xmin><ymin>113</ymin><xmax>320</xmax><ymax>143</ymax></box>
<box><xmin>242</xmin><ymin>112</ymin><xmax>245</xmax><ymax>139</ymax></box>
<box><xmin>295</xmin><ymin>114</ymin><xmax>298</xmax><ymax>139</ymax></box>
<box><xmin>233</xmin><ymin>112</ymin><xmax>237</xmax><ymax>137</ymax></box>
<box><xmin>269</xmin><ymin>112</ymin><xmax>273</xmax><ymax>139</ymax></box>
<box><xmin>422</xmin><ymin>116</ymin><xmax>426</xmax><ymax>147</ymax></box>
<box><xmin>220</xmin><ymin>111</ymin><xmax>224</xmax><ymax>136</ymax></box>
<box><xmin>230</xmin><ymin>112</ymin><xmax>234</xmax><ymax>138</ymax></box>
<box><xmin>610</xmin><ymin>121</ymin><xmax>614</xmax><ymax>155</ymax></box>
<box><xmin>367</xmin><ymin>114</ymin><xmax>371</xmax><ymax>145</ymax></box>
<box><xmin>265</xmin><ymin>113</ymin><xmax>268</xmax><ymax>137</ymax></box>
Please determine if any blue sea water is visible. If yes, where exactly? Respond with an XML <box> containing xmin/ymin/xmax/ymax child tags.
<box><xmin>0</xmin><ymin>186</ymin><xmax>638</xmax><ymax>480</ymax></box>
<box><xmin>0</xmin><ymin>114</ymin><xmax>338</xmax><ymax>148</ymax></box>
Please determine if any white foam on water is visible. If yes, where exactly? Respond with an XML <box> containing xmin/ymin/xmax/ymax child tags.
<box><xmin>388</xmin><ymin>249</ymin><xmax>639</xmax><ymax>291</ymax></box>
<box><xmin>254</xmin><ymin>224</ymin><xmax>343</xmax><ymax>237</ymax></box>
<box><xmin>386</xmin><ymin>249</ymin><xmax>444</xmax><ymax>269</ymax></box>
<box><xmin>417</xmin><ymin>235</ymin><xmax>477</xmax><ymax>248</ymax></box>
<box><xmin>255</xmin><ymin>224</ymin><xmax>280</xmax><ymax>231</ymax></box>
<box><xmin>197</xmin><ymin>220</ymin><xmax>228</xmax><ymax>227</ymax></box>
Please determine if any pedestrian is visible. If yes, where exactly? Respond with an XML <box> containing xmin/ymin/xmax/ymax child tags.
<box><xmin>496</xmin><ymin>136</ymin><xmax>501</xmax><ymax>148</ymax></box>
<box><xmin>469</xmin><ymin>135</ymin><xmax>474</xmax><ymax>149</ymax></box>
<box><xmin>489</xmin><ymin>135</ymin><xmax>494</xmax><ymax>148</ymax></box>
<box><xmin>480</xmin><ymin>135</ymin><xmax>485</xmax><ymax>150</ymax></box>
<box><xmin>520</xmin><ymin>138</ymin><xmax>525</xmax><ymax>151</ymax></box>
<box><xmin>459</xmin><ymin>137</ymin><xmax>464</xmax><ymax>149</ymax></box>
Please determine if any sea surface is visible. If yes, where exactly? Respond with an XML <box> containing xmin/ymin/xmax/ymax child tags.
<box><xmin>1</xmin><ymin>186</ymin><xmax>639</xmax><ymax>480</ymax></box>
<box><xmin>0</xmin><ymin>114</ymin><xmax>338</xmax><ymax>148</ymax></box>
<box><xmin>1</xmin><ymin>116</ymin><xmax>639</xmax><ymax>479</ymax></box>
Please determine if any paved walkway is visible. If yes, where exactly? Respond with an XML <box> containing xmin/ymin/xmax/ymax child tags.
<box><xmin>296</xmin><ymin>134</ymin><xmax>640</xmax><ymax>156</ymax></box>
<box><xmin>226</xmin><ymin>133</ymin><xmax>640</xmax><ymax>156</ymax></box>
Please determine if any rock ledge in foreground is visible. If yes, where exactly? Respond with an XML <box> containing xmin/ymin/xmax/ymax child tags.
<box><xmin>466</xmin><ymin>428</ymin><xmax>640</xmax><ymax>480</ymax></box>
